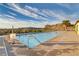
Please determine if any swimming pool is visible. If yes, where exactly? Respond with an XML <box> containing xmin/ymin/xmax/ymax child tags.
<box><xmin>16</xmin><ymin>32</ymin><xmax>58</xmax><ymax>48</ymax></box>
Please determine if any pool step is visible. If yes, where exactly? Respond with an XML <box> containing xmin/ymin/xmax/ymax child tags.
<box><xmin>42</xmin><ymin>42</ymin><xmax>79</xmax><ymax>45</ymax></box>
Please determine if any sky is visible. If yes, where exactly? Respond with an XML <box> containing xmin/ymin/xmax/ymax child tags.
<box><xmin>0</xmin><ymin>3</ymin><xmax>79</xmax><ymax>28</ymax></box>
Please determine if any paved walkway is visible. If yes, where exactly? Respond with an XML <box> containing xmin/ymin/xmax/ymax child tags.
<box><xmin>48</xmin><ymin>31</ymin><xmax>79</xmax><ymax>42</ymax></box>
<box><xmin>0</xmin><ymin>31</ymin><xmax>79</xmax><ymax>56</ymax></box>
<box><xmin>0</xmin><ymin>36</ymin><xmax>8</xmax><ymax>56</ymax></box>
<box><xmin>0</xmin><ymin>36</ymin><xmax>16</xmax><ymax>56</ymax></box>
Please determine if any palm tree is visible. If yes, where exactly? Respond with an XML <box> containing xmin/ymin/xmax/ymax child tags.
<box><xmin>62</xmin><ymin>20</ymin><xmax>71</xmax><ymax>27</ymax></box>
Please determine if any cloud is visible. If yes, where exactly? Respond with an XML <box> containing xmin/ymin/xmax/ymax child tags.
<box><xmin>42</xmin><ymin>9</ymin><xmax>67</xmax><ymax>21</ymax></box>
<box><xmin>8</xmin><ymin>11</ymin><xmax>17</xmax><ymax>16</ymax></box>
<box><xmin>0</xmin><ymin>13</ymin><xmax>46</xmax><ymax>28</ymax></box>
<box><xmin>57</xmin><ymin>4</ymin><xmax>72</xmax><ymax>10</ymax></box>
<box><xmin>0</xmin><ymin>3</ymin><xmax>79</xmax><ymax>28</ymax></box>
<box><xmin>25</xmin><ymin>5</ymin><xmax>48</xmax><ymax>18</ymax></box>
<box><xmin>5</xmin><ymin>3</ymin><xmax>49</xmax><ymax>21</ymax></box>
<box><xmin>0</xmin><ymin>17</ymin><xmax>46</xmax><ymax>28</ymax></box>
<box><xmin>3</xmin><ymin>14</ymin><xmax>16</xmax><ymax>20</ymax></box>
<box><xmin>0</xmin><ymin>13</ymin><xmax>18</xmax><ymax>22</ymax></box>
<box><xmin>0</xmin><ymin>3</ymin><xmax>72</xmax><ymax>26</ymax></box>
<box><xmin>0</xmin><ymin>3</ymin><xmax>68</xmax><ymax>22</ymax></box>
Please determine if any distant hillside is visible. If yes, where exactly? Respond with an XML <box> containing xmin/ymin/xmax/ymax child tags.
<box><xmin>0</xmin><ymin>27</ymin><xmax>44</xmax><ymax>35</ymax></box>
<box><xmin>44</xmin><ymin>23</ymin><xmax>75</xmax><ymax>31</ymax></box>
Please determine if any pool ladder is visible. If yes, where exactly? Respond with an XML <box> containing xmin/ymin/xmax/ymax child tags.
<box><xmin>27</xmin><ymin>34</ymin><xmax>41</xmax><ymax>48</ymax></box>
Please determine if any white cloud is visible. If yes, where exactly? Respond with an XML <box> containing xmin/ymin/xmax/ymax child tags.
<box><xmin>0</xmin><ymin>13</ymin><xmax>18</xmax><ymax>22</ymax></box>
<box><xmin>0</xmin><ymin>3</ymin><xmax>79</xmax><ymax>28</ymax></box>
<box><xmin>42</xmin><ymin>9</ymin><xmax>67</xmax><ymax>21</ymax></box>
<box><xmin>3</xmin><ymin>14</ymin><xmax>16</xmax><ymax>20</ymax></box>
<box><xmin>0</xmin><ymin>16</ymin><xmax>46</xmax><ymax>28</ymax></box>
<box><xmin>57</xmin><ymin>4</ymin><xmax>72</xmax><ymax>10</ymax></box>
<box><xmin>0</xmin><ymin>4</ymin><xmax>52</xmax><ymax>27</ymax></box>
<box><xmin>25</xmin><ymin>5</ymin><xmax>39</xmax><ymax>12</ymax></box>
<box><xmin>0</xmin><ymin>4</ymin><xmax>48</xmax><ymax>28</ymax></box>
<box><xmin>41</xmin><ymin>9</ymin><xmax>79</xmax><ymax>24</ymax></box>
<box><xmin>5</xmin><ymin>3</ymin><xmax>49</xmax><ymax>21</ymax></box>
<box><xmin>25</xmin><ymin>5</ymin><xmax>48</xmax><ymax>18</ymax></box>
<box><xmin>8</xmin><ymin>11</ymin><xmax>17</xmax><ymax>16</ymax></box>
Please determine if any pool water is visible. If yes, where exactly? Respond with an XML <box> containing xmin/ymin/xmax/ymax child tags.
<box><xmin>16</xmin><ymin>32</ymin><xmax>58</xmax><ymax>48</ymax></box>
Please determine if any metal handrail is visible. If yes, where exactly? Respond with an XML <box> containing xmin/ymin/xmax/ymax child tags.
<box><xmin>27</xmin><ymin>34</ymin><xmax>41</xmax><ymax>43</ymax></box>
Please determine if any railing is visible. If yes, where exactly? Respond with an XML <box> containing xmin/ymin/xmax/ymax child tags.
<box><xmin>27</xmin><ymin>34</ymin><xmax>41</xmax><ymax>48</ymax></box>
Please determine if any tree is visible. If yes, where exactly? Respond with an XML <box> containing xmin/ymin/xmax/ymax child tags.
<box><xmin>62</xmin><ymin>20</ymin><xmax>71</xmax><ymax>27</ymax></box>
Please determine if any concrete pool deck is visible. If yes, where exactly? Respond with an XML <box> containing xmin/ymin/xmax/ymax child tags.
<box><xmin>1</xmin><ymin>31</ymin><xmax>79</xmax><ymax>56</ymax></box>
<box><xmin>0</xmin><ymin>36</ymin><xmax>8</xmax><ymax>56</ymax></box>
<box><xmin>49</xmin><ymin>31</ymin><xmax>79</xmax><ymax>42</ymax></box>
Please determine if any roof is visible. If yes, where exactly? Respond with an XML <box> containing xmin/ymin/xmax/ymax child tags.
<box><xmin>75</xmin><ymin>20</ymin><xmax>79</xmax><ymax>25</ymax></box>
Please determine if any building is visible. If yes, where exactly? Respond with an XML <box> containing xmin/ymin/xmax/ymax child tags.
<box><xmin>75</xmin><ymin>20</ymin><xmax>79</xmax><ymax>34</ymax></box>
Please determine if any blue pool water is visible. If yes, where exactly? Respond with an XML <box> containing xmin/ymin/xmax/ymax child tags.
<box><xmin>16</xmin><ymin>32</ymin><xmax>58</xmax><ymax>48</ymax></box>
